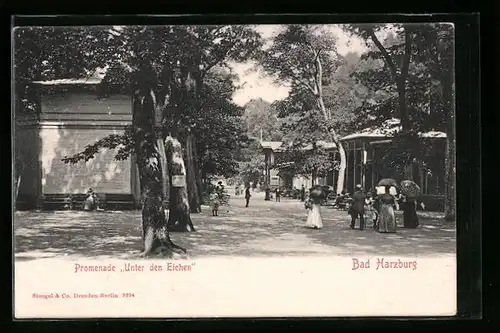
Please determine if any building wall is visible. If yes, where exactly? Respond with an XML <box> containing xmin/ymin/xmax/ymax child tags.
<box><xmin>39</xmin><ymin>126</ymin><xmax>132</xmax><ymax>194</ymax></box>
<box><xmin>15</xmin><ymin>125</ymin><xmax>41</xmax><ymax>199</ymax></box>
<box><xmin>41</xmin><ymin>93</ymin><xmax>131</xmax><ymax>120</ymax></box>
<box><xmin>16</xmin><ymin>91</ymin><xmax>134</xmax><ymax>197</ymax></box>
<box><xmin>292</xmin><ymin>176</ymin><xmax>314</xmax><ymax>190</ymax></box>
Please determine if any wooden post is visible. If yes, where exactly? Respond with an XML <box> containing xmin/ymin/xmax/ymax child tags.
<box><xmin>362</xmin><ymin>141</ymin><xmax>367</xmax><ymax>189</ymax></box>
<box><xmin>352</xmin><ymin>140</ymin><xmax>356</xmax><ymax>190</ymax></box>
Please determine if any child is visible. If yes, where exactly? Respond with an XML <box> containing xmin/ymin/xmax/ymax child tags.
<box><xmin>210</xmin><ymin>191</ymin><xmax>220</xmax><ymax>216</ymax></box>
<box><xmin>364</xmin><ymin>191</ymin><xmax>377</xmax><ymax>229</ymax></box>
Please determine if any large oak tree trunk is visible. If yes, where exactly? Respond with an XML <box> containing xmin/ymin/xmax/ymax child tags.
<box><xmin>165</xmin><ymin>135</ymin><xmax>196</xmax><ymax>232</ymax></box>
<box><xmin>396</xmin><ymin>78</ymin><xmax>410</xmax><ymax>131</ymax></box>
<box><xmin>193</xmin><ymin>142</ymin><xmax>204</xmax><ymax>204</ymax></box>
<box><xmin>157</xmin><ymin>138</ymin><xmax>170</xmax><ymax>206</ymax></box>
<box><xmin>133</xmin><ymin>86</ymin><xmax>186</xmax><ymax>257</ymax></box>
<box><xmin>185</xmin><ymin>132</ymin><xmax>201</xmax><ymax>213</ymax></box>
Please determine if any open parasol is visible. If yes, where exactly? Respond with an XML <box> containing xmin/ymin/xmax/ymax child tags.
<box><xmin>400</xmin><ymin>180</ymin><xmax>421</xmax><ymax>198</ymax></box>
<box><xmin>375</xmin><ymin>186</ymin><xmax>398</xmax><ymax>195</ymax></box>
<box><xmin>377</xmin><ymin>178</ymin><xmax>398</xmax><ymax>187</ymax></box>
<box><xmin>309</xmin><ymin>185</ymin><xmax>326</xmax><ymax>203</ymax></box>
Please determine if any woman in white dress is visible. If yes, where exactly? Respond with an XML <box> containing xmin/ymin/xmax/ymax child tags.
<box><xmin>305</xmin><ymin>185</ymin><xmax>326</xmax><ymax>229</ymax></box>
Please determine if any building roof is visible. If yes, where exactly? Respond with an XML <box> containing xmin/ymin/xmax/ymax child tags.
<box><xmin>340</xmin><ymin>118</ymin><xmax>446</xmax><ymax>141</ymax></box>
<box><xmin>419</xmin><ymin>131</ymin><xmax>447</xmax><ymax>138</ymax></box>
<box><xmin>261</xmin><ymin>119</ymin><xmax>446</xmax><ymax>152</ymax></box>
<box><xmin>32</xmin><ymin>67</ymin><xmax>107</xmax><ymax>86</ymax></box>
<box><xmin>260</xmin><ymin>141</ymin><xmax>285</xmax><ymax>151</ymax></box>
<box><xmin>32</xmin><ymin>78</ymin><xmax>103</xmax><ymax>86</ymax></box>
<box><xmin>303</xmin><ymin>141</ymin><xmax>337</xmax><ymax>150</ymax></box>
<box><xmin>260</xmin><ymin>140</ymin><xmax>336</xmax><ymax>152</ymax></box>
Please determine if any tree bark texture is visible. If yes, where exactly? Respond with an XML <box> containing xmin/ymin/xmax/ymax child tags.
<box><xmin>185</xmin><ymin>132</ymin><xmax>201</xmax><ymax>213</ymax></box>
<box><xmin>193</xmin><ymin>141</ymin><xmax>204</xmax><ymax>204</ymax></box>
<box><xmin>132</xmin><ymin>85</ymin><xmax>186</xmax><ymax>257</ymax></box>
<box><xmin>157</xmin><ymin>138</ymin><xmax>170</xmax><ymax>206</ymax></box>
<box><xmin>165</xmin><ymin>135</ymin><xmax>196</xmax><ymax>232</ymax></box>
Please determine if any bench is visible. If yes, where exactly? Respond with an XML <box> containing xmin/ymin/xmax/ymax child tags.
<box><xmin>70</xmin><ymin>194</ymin><xmax>88</xmax><ymax>210</ymax></box>
<box><xmin>322</xmin><ymin>200</ymin><xmax>337</xmax><ymax>208</ymax></box>
<box><xmin>42</xmin><ymin>194</ymin><xmax>72</xmax><ymax>210</ymax></box>
<box><xmin>105</xmin><ymin>194</ymin><xmax>137</xmax><ymax>210</ymax></box>
<box><xmin>70</xmin><ymin>193</ymin><xmax>107</xmax><ymax>210</ymax></box>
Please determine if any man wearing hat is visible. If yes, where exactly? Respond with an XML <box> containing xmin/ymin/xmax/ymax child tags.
<box><xmin>349</xmin><ymin>184</ymin><xmax>366</xmax><ymax>230</ymax></box>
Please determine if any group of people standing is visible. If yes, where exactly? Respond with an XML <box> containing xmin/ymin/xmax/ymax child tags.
<box><xmin>348</xmin><ymin>184</ymin><xmax>419</xmax><ymax>233</ymax></box>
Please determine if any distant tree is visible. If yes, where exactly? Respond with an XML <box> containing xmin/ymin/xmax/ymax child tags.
<box><xmin>255</xmin><ymin>25</ymin><xmax>348</xmax><ymax>193</ymax></box>
<box><xmin>192</xmin><ymin>69</ymin><xmax>249</xmax><ymax>183</ymax></box>
<box><xmin>237</xmin><ymin>139</ymin><xmax>267</xmax><ymax>188</ymax></box>
<box><xmin>242</xmin><ymin>98</ymin><xmax>283</xmax><ymax>141</ymax></box>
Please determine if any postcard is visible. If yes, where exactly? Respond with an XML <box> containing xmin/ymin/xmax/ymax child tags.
<box><xmin>13</xmin><ymin>22</ymin><xmax>456</xmax><ymax>318</ymax></box>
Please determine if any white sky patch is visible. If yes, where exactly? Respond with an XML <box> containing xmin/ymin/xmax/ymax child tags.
<box><xmin>231</xmin><ymin>24</ymin><xmax>369</xmax><ymax>106</ymax></box>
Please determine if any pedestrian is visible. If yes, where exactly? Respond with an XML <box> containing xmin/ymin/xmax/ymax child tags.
<box><xmin>349</xmin><ymin>184</ymin><xmax>366</xmax><ymax>230</ymax></box>
<box><xmin>402</xmin><ymin>195</ymin><xmax>419</xmax><ymax>228</ymax></box>
<box><xmin>305</xmin><ymin>185</ymin><xmax>325</xmax><ymax>229</ymax></box>
<box><xmin>364</xmin><ymin>191</ymin><xmax>377</xmax><ymax>229</ymax></box>
<box><xmin>377</xmin><ymin>185</ymin><xmax>397</xmax><ymax>233</ymax></box>
<box><xmin>300</xmin><ymin>185</ymin><xmax>306</xmax><ymax>202</ymax></box>
<box><xmin>245</xmin><ymin>186</ymin><xmax>251</xmax><ymax>208</ymax></box>
<box><xmin>275</xmin><ymin>186</ymin><xmax>281</xmax><ymax>202</ymax></box>
<box><xmin>210</xmin><ymin>191</ymin><xmax>220</xmax><ymax>216</ymax></box>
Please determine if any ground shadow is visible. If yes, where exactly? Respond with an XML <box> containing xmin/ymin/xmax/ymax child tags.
<box><xmin>14</xmin><ymin>197</ymin><xmax>456</xmax><ymax>260</ymax></box>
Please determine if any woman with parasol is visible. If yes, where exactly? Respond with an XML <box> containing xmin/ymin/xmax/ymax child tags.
<box><xmin>400</xmin><ymin>180</ymin><xmax>421</xmax><ymax>228</ymax></box>
<box><xmin>375</xmin><ymin>178</ymin><xmax>398</xmax><ymax>233</ymax></box>
<box><xmin>305</xmin><ymin>185</ymin><xmax>326</xmax><ymax>229</ymax></box>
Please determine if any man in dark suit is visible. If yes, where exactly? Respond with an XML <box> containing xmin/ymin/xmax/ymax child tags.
<box><xmin>245</xmin><ymin>186</ymin><xmax>251</xmax><ymax>208</ymax></box>
<box><xmin>349</xmin><ymin>184</ymin><xmax>366</xmax><ymax>230</ymax></box>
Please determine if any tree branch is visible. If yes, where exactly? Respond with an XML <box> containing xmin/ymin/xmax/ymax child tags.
<box><xmin>367</xmin><ymin>28</ymin><xmax>398</xmax><ymax>80</ymax></box>
<box><xmin>401</xmin><ymin>26</ymin><xmax>413</xmax><ymax>79</ymax></box>
<box><xmin>283</xmin><ymin>68</ymin><xmax>316</xmax><ymax>95</ymax></box>
<box><xmin>313</xmin><ymin>50</ymin><xmax>329</xmax><ymax>120</ymax></box>
<box><xmin>314</xmin><ymin>50</ymin><xmax>323</xmax><ymax>98</ymax></box>
<box><xmin>200</xmin><ymin>40</ymin><xmax>239</xmax><ymax>79</ymax></box>
<box><xmin>61</xmin><ymin>130</ymin><xmax>134</xmax><ymax>164</ymax></box>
